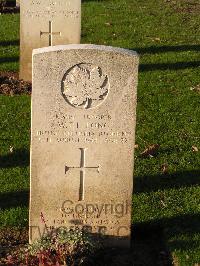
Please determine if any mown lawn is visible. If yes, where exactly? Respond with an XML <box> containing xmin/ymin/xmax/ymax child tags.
<box><xmin>0</xmin><ymin>0</ymin><xmax>200</xmax><ymax>265</ymax></box>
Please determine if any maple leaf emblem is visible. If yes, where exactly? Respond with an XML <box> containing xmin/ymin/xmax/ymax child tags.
<box><xmin>62</xmin><ymin>63</ymin><xmax>109</xmax><ymax>109</ymax></box>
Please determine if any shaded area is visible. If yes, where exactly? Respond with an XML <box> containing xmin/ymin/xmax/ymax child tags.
<box><xmin>82</xmin><ymin>214</ymin><xmax>200</xmax><ymax>264</ymax></box>
<box><xmin>1</xmin><ymin>202</ymin><xmax>198</xmax><ymax>264</ymax></box>
<box><xmin>131</xmin><ymin>44</ymin><xmax>200</xmax><ymax>71</ymax></box>
<box><xmin>134</xmin><ymin>170</ymin><xmax>200</xmax><ymax>193</ymax></box>
<box><xmin>1</xmin><ymin>214</ymin><xmax>199</xmax><ymax>265</ymax></box>
<box><xmin>132</xmin><ymin>44</ymin><xmax>200</xmax><ymax>54</ymax></box>
<box><xmin>0</xmin><ymin>56</ymin><xmax>19</xmax><ymax>65</ymax></box>
<box><xmin>140</xmin><ymin>61</ymin><xmax>200</xmax><ymax>72</ymax></box>
<box><xmin>132</xmin><ymin>223</ymin><xmax>172</xmax><ymax>266</ymax></box>
<box><xmin>0</xmin><ymin>149</ymin><xmax>29</xmax><ymax>168</ymax></box>
<box><xmin>0</xmin><ymin>224</ymin><xmax>171</xmax><ymax>266</ymax></box>
<box><xmin>100</xmin><ymin>224</ymin><xmax>171</xmax><ymax>265</ymax></box>
<box><xmin>0</xmin><ymin>40</ymin><xmax>19</xmax><ymax>47</ymax></box>
<box><xmin>136</xmin><ymin>213</ymin><xmax>200</xmax><ymax>252</ymax></box>
<box><xmin>0</xmin><ymin>0</ymin><xmax>19</xmax><ymax>13</ymax></box>
<box><xmin>0</xmin><ymin>7</ymin><xmax>19</xmax><ymax>14</ymax></box>
<box><xmin>0</xmin><ymin>190</ymin><xmax>29</xmax><ymax>210</ymax></box>
<box><xmin>91</xmin><ymin>226</ymin><xmax>171</xmax><ymax>266</ymax></box>
<box><xmin>4</xmin><ymin>1</ymin><xmax>16</xmax><ymax>7</ymax></box>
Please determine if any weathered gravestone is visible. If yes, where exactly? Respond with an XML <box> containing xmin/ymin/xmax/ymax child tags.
<box><xmin>20</xmin><ymin>0</ymin><xmax>81</xmax><ymax>81</ymax></box>
<box><xmin>30</xmin><ymin>44</ymin><xmax>139</xmax><ymax>247</ymax></box>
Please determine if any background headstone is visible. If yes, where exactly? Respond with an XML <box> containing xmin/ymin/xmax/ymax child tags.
<box><xmin>16</xmin><ymin>0</ymin><xmax>20</xmax><ymax>7</ymax></box>
<box><xmin>20</xmin><ymin>0</ymin><xmax>81</xmax><ymax>81</ymax></box>
<box><xmin>30</xmin><ymin>45</ymin><xmax>139</xmax><ymax>247</ymax></box>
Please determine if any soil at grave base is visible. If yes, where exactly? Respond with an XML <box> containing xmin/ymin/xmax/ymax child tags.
<box><xmin>0</xmin><ymin>227</ymin><xmax>134</xmax><ymax>266</ymax></box>
<box><xmin>0</xmin><ymin>227</ymin><xmax>28</xmax><ymax>265</ymax></box>
<box><xmin>0</xmin><ymin>72</ymin><xmax>32</xmax><ymax>96</ymax></box>
<box><xmin>0</xmin><ymin>226</ymin><xmax>172</xmax><ymax>265</ymax></box>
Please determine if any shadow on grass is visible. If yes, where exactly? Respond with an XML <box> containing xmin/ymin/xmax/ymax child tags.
<box><xmin>0</xmin><ymin>190</ymin><xmax>29</xmax><ymax>210</ymax></box>
<box><xmin>135</xmin><ymin>213</ymin><xmax>200</xmax><ymax>252</ymax></box>
<box><xmin>0</xmin><ymin>40</ymin><xmax>19</xmax><ymax>47</ymax></box>
<box><xmin>130</xmin><ymin>44</ymin><xmax>200</xmax><ymax>71</ymax></box>
<box><xmin>3</xmin><ymin>0</ymin><xmax>16</xmax><ymax>7</ymax></box>
<box><xmin>0</xmin><ymin>56</ymin><xmax>19</xmax><ymax>64</ymax></box>
<box><xmin>86</xmin><ymin>223</ymin><xmax>172</xmax><ymax>265</ymax></box>
<box><xmin>140</xmin><ymin>61</ymin><xmax>200</xmax><ymax>71</ymax></box>
<box><xmin>132</xmin><ymin>44</ymin><xmax>200</xmax><ymax>54</ymax></box>
<box><xmin>125</xmin><ymin>213</ymin><xmax>200</xmax><ymax>265</ymax></box>
<box><xmin>134</xmin><ymin>169</ymin><xmax>200</xmax><ymax>193</ymax></box>
<box><xmin>131</xmin><ymin>223</ymin><xmax>172</xmax><ymax>266</ymax></box>
<box><xmin>0</xmin><ymin>148</ymin><xmax>29</xmax><ymax>168</ymax></box>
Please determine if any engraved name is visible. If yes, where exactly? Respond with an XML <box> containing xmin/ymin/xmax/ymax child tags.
<box><xmin>23</xmin><ymin>10</ymin><xmax>79</xmax><ymax>19</ymax></box>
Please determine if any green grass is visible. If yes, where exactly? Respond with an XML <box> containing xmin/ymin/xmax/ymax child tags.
<box><xmin>0</xmin><ymin>0</ymin><xmax>200</xmax><ymax>265</ymax></box>
<box><xmin>0</xmin><ymin>13</ymin><xmax>19</xmax><ymax>71</ymax></box>
<box><xmin>0</xmin><ymin>96</ymin><xmax>30</xmax><ymax>227</ymax></box>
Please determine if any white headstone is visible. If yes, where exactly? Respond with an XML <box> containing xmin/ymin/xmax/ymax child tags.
<box><xmin>30</xmin><ymin>45</ymin><xmax>139</xmax><ymax>247</ymax></box>
<box><xmin>20</xmin><ymin>0</ymin><xmax>81</xmax><ymax>81</ymax></box>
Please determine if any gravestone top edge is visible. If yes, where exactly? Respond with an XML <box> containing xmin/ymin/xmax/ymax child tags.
<box><xmin>32</xmin><ymin>44</ymin><xmax>139</xmax><ymax>58</ymax></box>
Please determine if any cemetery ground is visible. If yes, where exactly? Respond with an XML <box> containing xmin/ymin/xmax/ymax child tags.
<box><xmin>0</xmin><ymin>0</ymin><xmax>199</xmax><ymax>265</ymax></box>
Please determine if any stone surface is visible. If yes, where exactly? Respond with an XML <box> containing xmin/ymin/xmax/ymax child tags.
<box><xmin>30</xmin><ymin>44</ymin><xmax>139</xmax><ymax>247</ymax></box>
<box><xmin>20</xmin><ymin>0</ymin><xmax>81</xmax><ymax>81</ymax></box>
<box><xmin>16</xmin><ymin>0</ymin><xmax>20</xmax><ymax>7</ymax></box>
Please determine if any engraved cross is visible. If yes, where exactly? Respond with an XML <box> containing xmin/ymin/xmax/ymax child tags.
<box><xmin>40</xmin><ymin>21</ymin><xmax>61</xmax><ymax>46</ymax></box>
<box><xmin>65</xmin><ymin>148</ymin><xmax>100</xmax><ymax>201</ymax></box>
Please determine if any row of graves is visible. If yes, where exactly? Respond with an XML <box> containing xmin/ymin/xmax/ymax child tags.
<box><xmin>10</xmin><ymin>0</ymin><xmax>139</xmax><ymax>250</ymax></box>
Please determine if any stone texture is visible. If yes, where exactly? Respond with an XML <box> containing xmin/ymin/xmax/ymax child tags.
<box><xmin>16</xmin><ymin>0</ymin><xmax>20</xmax><ymax>7</ymax></box>
<box><xmin>20</xmin><ymin>0</ymin><xmax>81</xmax><ymax>81</ymax></box>
<box><xmin>30</xmin><ymin>45</ymin><xmax>139</xmax><ymax>247</ymax></box>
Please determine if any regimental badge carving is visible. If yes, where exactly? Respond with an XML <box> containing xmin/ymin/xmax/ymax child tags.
<box><xmin>61</xmin><ymin>63</ymin><xmax>109</xmax><ymax>109</ymax></box>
